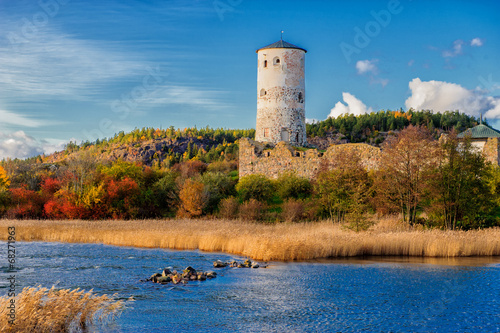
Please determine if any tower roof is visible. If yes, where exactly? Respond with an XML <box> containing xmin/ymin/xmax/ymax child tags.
<box><xmin>256</xmin><ymin>39</ymin><xmax>307</xmax><ymax>53</ymax></box>
<box><xmin>457</xmin><ymin>124</ymin><xmax>500</xmax><ymax>139</ymax></box>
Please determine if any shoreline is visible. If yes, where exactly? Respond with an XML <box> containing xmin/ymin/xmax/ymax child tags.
<box><xmin>1</xmin><ymin>219</ymin><xmax>499</xmax><ymax>261</ymax></box>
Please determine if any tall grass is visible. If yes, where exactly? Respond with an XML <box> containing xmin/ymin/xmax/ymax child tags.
<box><xmin>0</xmin><ymin>286</ymin><xmax>123</xmax><ymax>333</ymax></box>
<box><xmin>0</xmin><ymin>218</ymin><xmax>499</xmax><ymax>261</ymax></box>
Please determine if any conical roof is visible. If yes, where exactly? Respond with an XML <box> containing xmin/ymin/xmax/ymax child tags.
<box><xmin>457</xmin><ymin>124</ymin><xmax>500</xmax><ymax>138</ymax></box>
<box><xmin>256</xmin><ymin>39</ymin><xmax>307</xmax><ymax>53</ymax></box>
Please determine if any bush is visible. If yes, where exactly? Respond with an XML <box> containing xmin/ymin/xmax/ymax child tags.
<box><xmin>281</xmin><ymin>199</ymin><xmax>305</xmax><ymax>222</ymax></box>
<box><xmin>236</xmin><ymin>174</ymin><xmax>274</xmax><ymax>203</ymax></box>
<box><xmin>171</xmin><ymin>160</ymin><xmax>207</xmax><ymax>179</ymax></box>
<box><xmin>239</xmin><ymin>199</ymin><xmax>266</xmax><ymax>221</ymax></box>
<box><xmin>207</xmin><ymin>160</ymin><xmax>238</xmax><ymax>174</ymax></box>
<box><xmin>276</xmin><ymin>173</ymin><xmax>312</xmax><ymax>200</ymax></box>
<box><xmin>178</xmin><ymin>179</ymin><xmax>207</xmax><ymax>218</ymax></box>
<box><xmin>218</xmin><ymin>197</ymin><xmax>239</xmax><ymax>219</ymax></box>
<box><xmin>152</xmin><ymin>172</ymin><xmax>179</xmax><ymax>215</ymax></box>
<box><xmin>200</xmin><ymin>172</ymin><xmax>236</xmax><ymax>213</ymax></box>
<box><xmin>7</xmin><ymin>188</ymin><xmax>44</xmax><ymax>219</ymax></box>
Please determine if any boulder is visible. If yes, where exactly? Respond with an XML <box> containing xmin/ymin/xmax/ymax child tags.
<box><xmin>149</xmin><ymin>273</ymin><xmax>162</xmax><ymax>282</ymax></box>
<box><xmin>206</xmin><ymin>271</ymin><xmax>217</xmax><ymax>279</ymax></box>
<box><xmin>229</xmin><ymin>260</ymin><xmax>238</xmax><ymax>268</ymax></box>
<box><xmin>243</xmin><ymin>259</ymin><xmax>252</xmax><ymax>268</ymax></box>
<box><xmin>171</xmin><ymin>274</ymin><xmax>182</xmax><ymax>284</ymax></box>
<box><xmin>157</xmin><ymin>276</ymin><xmax>171</xmax><ymax>284</ymax></box>
<box><xmin>213</xmin><ymin>260</ymin><xmax>227</xmax><ymax>268</ymax></box>
<box><xmin>251</xmin><ymin>262</ymin><xmax>260</xmax><ymax>269</ymax></box>
<box><xmin>197</xmin><ymin>274</ymin><xmax>207</xmax><ymax>281</ymax></box>
<box><xmin>162</xmin><ymin>268</ymin><xmax>172</xmax><ymax>277</ymax></box>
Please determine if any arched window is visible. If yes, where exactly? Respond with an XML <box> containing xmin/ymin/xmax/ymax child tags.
<box><xmin>298</xmin><ymin>92</ymin><xmax>304</xmax><ymax>103</ymax></box>
<box><xmin>260</xmin><ymin>89</ymin><xmax>267</xmax><ymax>97</ymax></box>
<box><xmin>263</xmin><ymin>60</ymin><xmax>268</xmax><ymax>68</ymax></box>
<box><xmin>273</xmin><ymin>57</ymin><xmax>280</xmax><ymax>66</ymax></box>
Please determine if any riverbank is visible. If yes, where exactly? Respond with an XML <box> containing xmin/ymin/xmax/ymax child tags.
<box><xmin>1</xmin><ymin>219</ymin><xmax>499</xmax><ymax>261</ymax></box>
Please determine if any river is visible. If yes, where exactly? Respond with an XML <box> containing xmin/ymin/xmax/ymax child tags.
<box><xmin>1</xmin><ymin>242</ymin><xmax>499</xmax><ymax>332</ymax></box>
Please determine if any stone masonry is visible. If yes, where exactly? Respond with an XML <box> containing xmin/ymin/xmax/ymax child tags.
<box><xmin>256</xmin><ymin>45</ymin><xmax>306</xmax><ymax>146</ymax></box>
<box><xmin>239</xmin><ymin>138</ymin><xmax>381</xmax><ymax>179</ymax></box>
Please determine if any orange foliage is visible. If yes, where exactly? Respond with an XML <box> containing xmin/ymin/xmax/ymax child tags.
<box><xmin>178</xmin><ymin>179</ymin><xmax>207</xmax><ymax>218</ymax></box>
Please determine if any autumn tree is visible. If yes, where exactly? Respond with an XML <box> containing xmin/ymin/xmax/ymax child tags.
<box><xmin>178</xmin><ymin>179</ymin><xmax>207</xmax><ymax>218</ymax></box>
<box><xmin>374</xmin><ymin>125</ymin><xmax>438</xmax><ymax>225</ymax></box>
<box><xmin>314</xmin><ymin>150</ymin><xmax>371</xmax><ymax>223</ymax></box>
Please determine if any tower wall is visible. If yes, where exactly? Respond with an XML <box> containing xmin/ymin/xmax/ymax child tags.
<box><xmin>256</xmin><ymin>48</ymin><xmax>306</xmax><ymax>146</ymax></box>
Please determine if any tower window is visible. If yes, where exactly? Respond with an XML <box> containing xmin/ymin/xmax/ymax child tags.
<box><xmin>273</xmin><ymin>57</ymin><xmax>280</xmax><ymax>66</ymax></box>
<box><xmin>260</xmin><ymin>89</ymin><xmax>267</xmax><ymax>97</ymax></box>
<box><xmin>298</xmin><ymin>92</ymin><xmax>304</xmax><ymax>103</ymax></box>
<box><xmin>264</xmin><ymin>60</ymin><xmax>268</xmax><ymax>68</ymax></box>
<box><xmin>263</xmin><ymin>128</ymin><xmax>270</xmax><ymax>137</ymax></box>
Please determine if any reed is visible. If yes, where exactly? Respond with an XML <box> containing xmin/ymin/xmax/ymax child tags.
<box><xmin>0</xmin><ymin>218</ymin><xmax>499</xmax><ymax>261</ymax></box>
<box><xmin>0</xmin><ymin>286</ymin><xmax>123</xmax><ymax>333</ymax></box>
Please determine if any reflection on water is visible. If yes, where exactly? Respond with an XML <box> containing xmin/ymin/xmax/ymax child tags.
<box><xmin>0</xmin><ymin>242</ymin><xmax>499</xmax><ymax>332</ymax></box>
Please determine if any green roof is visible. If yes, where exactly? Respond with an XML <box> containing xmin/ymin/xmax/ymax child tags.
<box><xmin>457</xmin><ymin>124</ymin><xmax>500</xmax><ymax>138</ymax></box>
<box><xmin>256</xmin><ymin>40</ymin><xmax>307</xmax><ymax>53</ymax></box>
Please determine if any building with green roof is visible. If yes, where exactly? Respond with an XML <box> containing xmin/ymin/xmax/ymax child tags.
<box><xmin>458</xmin><ymin>121</ymin><xmax>500</xmax><ymax>165</ymax></box>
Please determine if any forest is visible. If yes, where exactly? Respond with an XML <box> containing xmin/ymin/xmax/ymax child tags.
<box><xmin>0</xmin><ymin>110</ymin><xmax>498</xmax><ymax>230</ymax></box>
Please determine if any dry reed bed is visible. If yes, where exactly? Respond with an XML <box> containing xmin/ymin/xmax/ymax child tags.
<box><xmin>0</xmin><ymin>219</ymin><xmax>499</xmax><ymax>261</ymax></box>
<box><xmin>0</xmin><ymin>286</ymin><xmax>123</xmax><ymax>333</ymax></box>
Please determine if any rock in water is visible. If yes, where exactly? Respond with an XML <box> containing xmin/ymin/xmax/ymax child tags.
<box><xmin>251</xmin><ymin>262</ymin><xmax>260</xmax><ymax>269</ymax></box>
<box><xmin>162</xmin><ymin>268</ymin><xmax>172</xmax><ymax>277</ymax></box>
<box><xmin>157</xmin><ymin>276</ymin><xmax>171</xmax><ymax>284</ymax></box>
<box><xmin>206</xmin><ymin>271</ymin><xmax>217</xmax><ymax>279</ymax></box>
<box><xmin>213</xmin><ymin>260</ymin><xmax>227</xmax><ymax>268</ymax></box>
<box><xmin>149</xmin><ymin>273</ymin><xmax>162</xmax><ymax>282</ymax></box>
<box><xmin>171</xmin><ymin>274</ymin><xmax>181</xmax><ymax>284</ymax></box>
<box><xmin>243</xmin><ymin>259</ymin><xmax>252</xmax><ymax>268</ymax></box>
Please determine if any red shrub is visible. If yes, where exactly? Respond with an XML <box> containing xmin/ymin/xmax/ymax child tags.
<box><xmin>7</xmin><ymin>188</ymin><xmax>44</xmax><ymax>219</ymax></box>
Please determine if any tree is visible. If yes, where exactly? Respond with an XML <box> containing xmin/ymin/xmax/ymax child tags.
<box><xmin>235</xmin><ymin>174</ymin><xmax>275</xmax><ymax>203</ymax></box>
<box><xmin>0</xmin><ymin>166</ymin><xmax>10</xmax><ymax>189</ymax></box>
<box><xmin>428</xmin><ymin>131</ymin><xmax>495</xmax><ymax>229</ymax></box>
<box><xmin>276</xmin><ymin>172</ymin><xmax>312</xmax><ymax>200</ymax></box>
<box><xmin>374</xmin><ymin>125</ymin><xmax>438</xmax><ymax>225</ymax></box>
<box><xmin>178</xmin><ymin>179</ymin><xmax>207</xmax><ymax>217</ymax></box>
<box><xmin>314</xmin><ymin>150</ymin><xmax>371</xmax><ymax>223</ymax></box>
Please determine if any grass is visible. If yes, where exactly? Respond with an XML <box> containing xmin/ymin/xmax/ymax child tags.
<box><xmin>0</xmin><ymin>286</ymin><xmax>124</xmax><ymax>333</ymax></box>
<box><xmin>0</xmin><ymin>218</ymin><xmax>499</xmax><ymax>261</ymax></box>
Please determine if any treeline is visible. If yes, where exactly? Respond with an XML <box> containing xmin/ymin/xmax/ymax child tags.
<box><xmin>306</xmin><ymin>109</ymin><xmax>480</xmax><ymax>144</ymax></box>
<box><xmin>1</xmin><ymin>125</ymin><xmax>499</xmax><ymax>229</ymax></box>
<box><xmin>65</xmin><ymin>126</ymin><xmax>255</xmax><ymax>153</ymax></box>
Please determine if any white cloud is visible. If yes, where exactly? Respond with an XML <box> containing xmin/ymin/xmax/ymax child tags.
<box><xmin>356</xmin><ymin>59</ymin><xmax>378</xmax><ymax>75</ymax></box>
<box><xmin>471</xmin><ymin>38</ymin><xmax>483</xmax><ymax>47</ymax></box>
<box><xmin>0</xmin><ymin>131</ymin><xmax>66</xmax><ymax>159</ymax></box>
<box><xmin>405</xmin><ymin>78</ymin><xmax>500</xmax><ymax>118</ymax></box>
<box><xmin>306</xmin><ymin>118</ymin><xmax>320</xmax><ymax>124</ymax></box>
<box><xmin>0</xmin><ymin>109</ymin><xmax>48</xmax><ymax>128</ymax></box>
<box><xmin>0</xmin><ymin>26</ymin><xmax>146</xmax><ymax>100</ymax></box>
<box><xmin>137</xmin><ymin>84</ymin><xmax>230</xmax><ymax>110</ymax></box>
<box><xmin>442</xmin><ymin>39</ymin><xmax>464</xmax><ymax>58</ymax></box>
<box><xmin>328</xmin><ymin>92</ymin><xmax>373</xmax><ymax>119</ymax></box>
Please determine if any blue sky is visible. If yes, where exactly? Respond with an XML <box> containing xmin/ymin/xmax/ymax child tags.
<box><xmin>0</xmin><ymin>0</ymin><xmax>499</xmax><ymax>158</ymax></box>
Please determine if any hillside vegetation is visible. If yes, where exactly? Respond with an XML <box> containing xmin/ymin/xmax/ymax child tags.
<box><xmin>1</xmin><ymin>110</ymin><xmax>497</xmax><ymax>231</ymax></box>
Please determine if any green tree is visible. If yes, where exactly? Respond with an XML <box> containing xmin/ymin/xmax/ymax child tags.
<box><xmin>429</xmin><ymin>131</ymin><xmax>495</xmax><ymax>229</ymax></box>
<box><xmin>276</xmin><ymin>172</ymin><xmax>312</xmax><ymax>200</ymax></box>
<box><xmin>236</xmin><ymin>174</ymin><xmax>275</xmax><ymax>203</ymax></box>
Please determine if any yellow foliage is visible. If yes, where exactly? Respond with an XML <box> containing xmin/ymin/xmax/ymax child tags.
<box><xmin>0</xmin><ymin>166</ymin><xmax>10</xmax><ymax>188</ymax></box>
<box><xmin>79</xmin><ymin>183</ymin><xmax>106</xmax><ymax>209</ymax></box>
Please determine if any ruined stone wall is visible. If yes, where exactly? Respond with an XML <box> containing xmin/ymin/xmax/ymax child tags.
<box><xmin>256</xmin><ymin>48</ymin><xmax>306</xmax><ymax>146</ymax></box>
<box><xmin>239</xmin><ymin>138</ymin><xmax>381</xmax><ymax>179</ymax></box>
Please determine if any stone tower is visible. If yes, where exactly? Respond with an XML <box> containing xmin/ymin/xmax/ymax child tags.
<box><xmin>255</xmin><ymin>39</ymin><xmax>307</xmax><ymax>146</ymax></box>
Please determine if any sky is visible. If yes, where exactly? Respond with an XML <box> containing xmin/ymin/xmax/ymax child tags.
<box><xmin>0</xmin><ymin>0</ymin><xmax>499</xmax><ymax>159</ymax></box>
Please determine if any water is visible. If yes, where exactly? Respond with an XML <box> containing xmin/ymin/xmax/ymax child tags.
<box><xmin>1</xmin><ymin>242</ymin><xmax>499</xmax><ymax>332</ymax></box>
